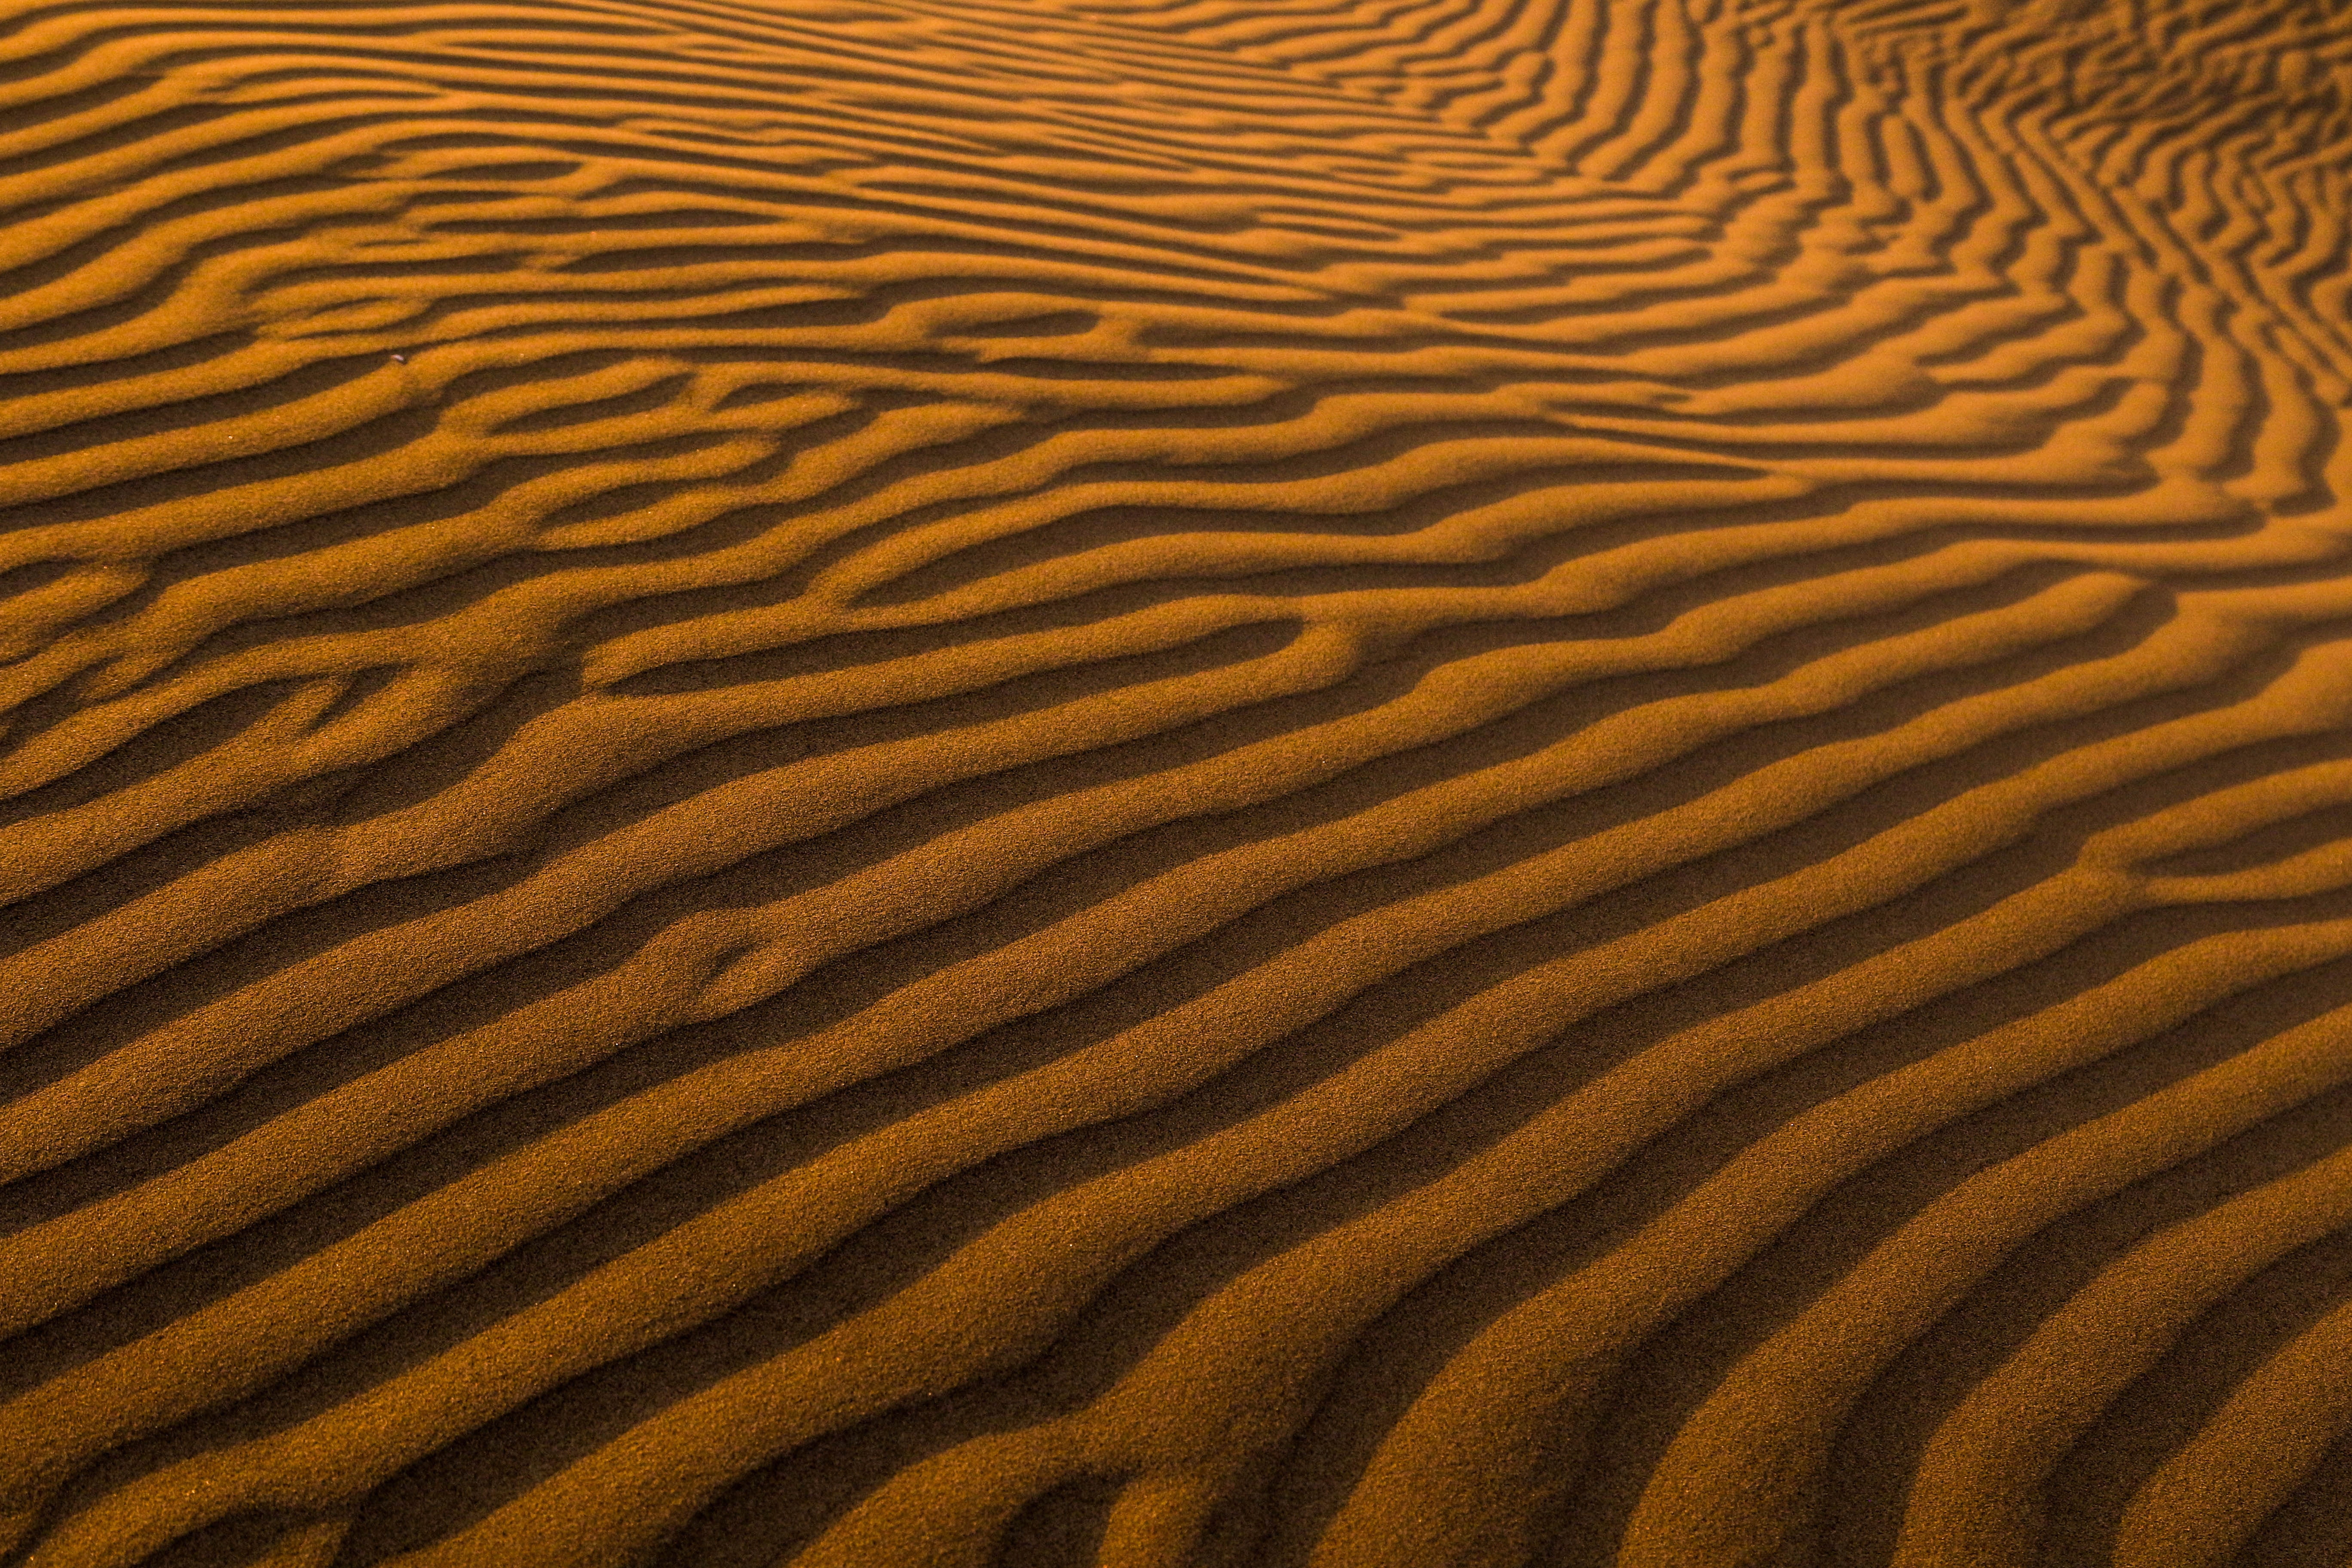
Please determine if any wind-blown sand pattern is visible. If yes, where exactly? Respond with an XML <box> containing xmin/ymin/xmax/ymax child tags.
<box><xmin>6</xmin><ymin>0</ymin><xmax>2352</xmax><ymax>1562</ymax></box>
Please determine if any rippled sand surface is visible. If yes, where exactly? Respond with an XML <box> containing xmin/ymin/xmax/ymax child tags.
<box><xmin>6</xmin><ymin>0</ymin><xmax>2352</xmax><ymax>1563</ymax></box>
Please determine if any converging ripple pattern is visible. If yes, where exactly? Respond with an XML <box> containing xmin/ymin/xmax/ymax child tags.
<box><xmin>4</xmin><ymin>0</ymin><xmax>2352</xmax><ymax>1563</ymax></box>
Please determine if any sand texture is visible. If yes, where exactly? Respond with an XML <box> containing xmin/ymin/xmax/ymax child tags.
<box><xmin>6</xmin><ymin>0</ymin><xmax>2352</xmax><ymax>1562</ymax></box>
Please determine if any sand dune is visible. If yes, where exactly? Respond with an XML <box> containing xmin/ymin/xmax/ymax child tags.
<box><xmin>4</xmin><ymin>0</ymin><xmax>2352</xmax><ymax>1562</ymax></box>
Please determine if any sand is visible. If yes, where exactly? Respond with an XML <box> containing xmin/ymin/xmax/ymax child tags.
<box><xmin>3</xmin><ymin>0</ymin><xmax>2352</xmax><ymax>1562</ymax></box>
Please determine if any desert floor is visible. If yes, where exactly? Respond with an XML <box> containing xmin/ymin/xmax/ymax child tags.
<box><xmin>6</xmin><ymin>0</ymin><xmax>2352</xmax><ymax>1564</ymax></box>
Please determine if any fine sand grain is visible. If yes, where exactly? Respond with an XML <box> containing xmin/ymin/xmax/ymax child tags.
<box><xmin>6</xmin><ymin>0</ymin><xmax>2352</xmax><ymax>1563</ymax></box>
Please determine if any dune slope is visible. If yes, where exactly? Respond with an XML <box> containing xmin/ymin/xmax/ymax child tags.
<box><xmin>5</xmin><ymin>0</ymin><xmax>2352</xmax><ymax>1563</ymax></box>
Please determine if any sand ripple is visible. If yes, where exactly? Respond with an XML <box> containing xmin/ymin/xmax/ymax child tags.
<box><xmin>5</xmin><ymin>0</ymin><xmax>2352</xmax><ymax>1562</ymax></box>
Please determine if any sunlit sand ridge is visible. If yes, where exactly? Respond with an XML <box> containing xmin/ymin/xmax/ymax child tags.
<box><xmin>4</xmin><ymin>0</ymin><xmax>2352</xmax><ymax>1562</ymax></box>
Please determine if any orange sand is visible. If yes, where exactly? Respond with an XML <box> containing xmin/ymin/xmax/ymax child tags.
<box><xmin>5</xmin><ymin>0</ymin><xmax>2352</xmax><ymax>1562</ymax></box>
